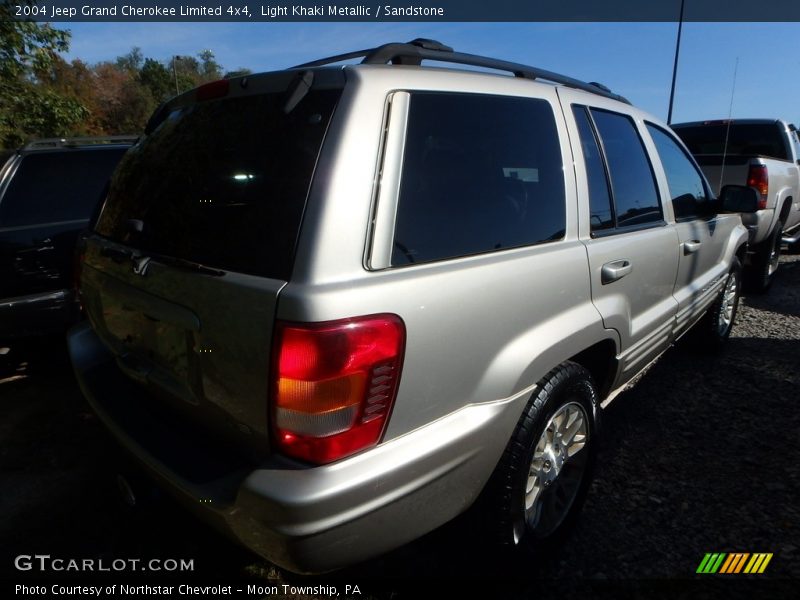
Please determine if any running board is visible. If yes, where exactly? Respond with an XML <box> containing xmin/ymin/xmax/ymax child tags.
<box><xmin>782</xmin><ymin>231</ymin><xmax>800</xmax><ymax>244</ymax></box>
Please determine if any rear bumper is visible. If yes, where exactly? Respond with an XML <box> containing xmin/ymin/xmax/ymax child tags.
<box><xmin>67</xmin><ymin>321</ymin><xmax>524</xmax><ymax>573</ymax></box>
<box><xmin>0</xmin><ymin>289</ymin><xmax>80</xmax><ymax>340</ymax></box>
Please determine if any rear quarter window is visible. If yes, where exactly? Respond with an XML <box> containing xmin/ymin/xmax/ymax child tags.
<box><xmin>391</xmin><ymin>93</ymin><xmax>566</xmax><ymax>266</ymax></box>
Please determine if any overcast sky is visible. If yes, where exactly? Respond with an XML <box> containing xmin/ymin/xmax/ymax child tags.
<box><xmin>62</xmin><ymin>22</ymin><xmax>800</xmax><ymax>125</ymax></box>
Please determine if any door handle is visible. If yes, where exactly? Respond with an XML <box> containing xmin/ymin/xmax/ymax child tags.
<box><xmin>601</xmin><ymin>259</ymin><xmax>633</xmax><ymax>284</ymax></box>
<box><xmin>683</xmin><ymin>240</ymin><xmax>702</xmax><ymax>255</ymax></box>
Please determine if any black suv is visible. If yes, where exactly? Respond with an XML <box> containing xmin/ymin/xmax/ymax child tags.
<box><xmin>0</xmin><ymin>136</ymin><xmax>135</xmax><ymax>340</ymax></box>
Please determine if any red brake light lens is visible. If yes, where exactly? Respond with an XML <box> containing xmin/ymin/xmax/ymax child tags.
<box><xmin>272</xmin><ymin>314</ymin><xmax>405</xmax><ymax>464</ymax></box>
<box><xmin>746</xmin><ymin>164</ymin><xmax>769</xmax><ymax>209</ymax></box>
<box><xmin>196</xmin><ymin>79</ymin><xmax>229</xmax><ymax>102</ymax></box>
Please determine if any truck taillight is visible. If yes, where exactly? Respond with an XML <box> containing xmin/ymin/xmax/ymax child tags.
<box><xmin>271</xmin><ymin>314</ymin><xmax>405</xmax><ymax>464</ymax></box>
<box><xmin>746</xmin><ymin>164</ymin><xmax>769</xmax><ymax>210</ymax></box>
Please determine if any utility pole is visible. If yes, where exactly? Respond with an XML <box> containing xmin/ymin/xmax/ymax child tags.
<box><xmin>667</xmin><ymin>0</ymin><xmax>685</xmax><ymax>125</ymax></box>
<box><xmin>172</xmin><ymin>55</ymin><xmax>181</xmax><ymax>95</ymax></box>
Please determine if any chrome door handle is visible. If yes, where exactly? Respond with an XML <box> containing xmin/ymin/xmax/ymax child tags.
<box><xmin>601</xmin><ymin>259</ymin><xmax>633</xmax><ymax>284</ymax></box>
<box><xmin>683</xmin><ymin>240</ymin><xmax>702</xmax><ymax>255</ymax></box>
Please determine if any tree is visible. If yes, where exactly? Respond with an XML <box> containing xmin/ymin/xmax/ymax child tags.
<box><xmin>0</xmin><ymin>3</ymin><xmax>70</xmax><ymax>81</ymax></box>
<box><xmin>0</xmin><ymin>3</ymin><xmax>85</xmax><ymax>148</ymax></box>
<box><xmin>0</xmin><ymin>18</ymin><xmax>251</xmax><ymax>147</ymax></box>
<box><xmin>197</xmin><ymin>49</ymin><xmax>222</xmax><ymax>82</ymax></box>
<box><xmin>140</xmin><ymin>58</ymin><xmax>173</xmax><ymax>103</ymax></box>
<box><xmin>93</xmin><ymin>62</ymin><xmax>155</xmax><ymax>134</ymax></box>
<box><xmin>115</xmin><ymin>47</ymin><xmax>144</xmax><ymax>74</ymax></box>
<box><xmin>224</xmin><ymin>68</ymin><xmax>253</xmax><ymax>79</ymax></box>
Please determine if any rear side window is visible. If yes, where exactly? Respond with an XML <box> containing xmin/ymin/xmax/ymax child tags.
<box><xmin>95</xmin><ymin>88</ymin><xmax>341</xmax><ymax>280</ymax></box>
<box><xmin>572</xmin><ymin>106</ymin><xmax>614</xmax><ymax>232</ymax></box>
<box><xmin>391</xmin><ymin>93</ymin><xmax>565</xmax><ymax>266</ymax></box>
<box><xmin>646</xmin><ymin>124</ymin><xmax>711</xmax><ymax>219</ymax></box>
<box><xmin>590</xmin><ymin>109</ymin><xmax>662</xmax><ymax>228</ymax></box>
<box><xmin>674</xmin><ymin>123</ymin><xmax>789</xmax><ymax>161</ymax></box>
<box><xmin>0</xmin><ymin>149</ymin><xmax>127</xmax><ymax>228</ymax></box>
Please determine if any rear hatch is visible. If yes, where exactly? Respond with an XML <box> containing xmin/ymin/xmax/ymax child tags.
<box><xmin>81</xmin><ymin>71</ymin><xmax>343</xmax><ymax>461</ymax></box>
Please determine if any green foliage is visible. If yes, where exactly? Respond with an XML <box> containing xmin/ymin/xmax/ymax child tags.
<box><xmin>115</xmin><ymin>47</ymin><xmax>144</xmax><ymax>74</ymax></box>
<box><xmin>0</xmin><ymin>6</ymin><xmax>246</xmax><ymax>149</ymax></box>
<box><xmin>224</xmin><ymin>68</ymin><xmax>253</xmax><ymax>79</ymax></box>
<box><xmin>0</xmin><ymin>3</ymin><xmax>70</xmax><ymax>81</ymax></box>
<box><xmin>198</xmin><ymin>49</ymin><xmax>222</xmax><ymax>81</ymax></box>
<box><xmin>140</xmin><ymin>58</ymin><xmax>173</xmax><ymax>103</ymax></box>
<box><xmin>0</xmin><ymin>4</ymin><xmax>81</xmax><ymax>148</ymax></box>
<box><xmin>0</xmin><ymin>82</ymin><xmax>88</xmax><ymax>148</ymax></box>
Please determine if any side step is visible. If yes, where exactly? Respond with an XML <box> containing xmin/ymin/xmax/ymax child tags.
<box><xmin>782</xmin><ymin>231</ymin><xmax>800</xmax><ymax>244</ymax></box>
<box><xmin>782</xmin><ymin>223</ymin><xmax>800</xmax><ymax>245</ymax></box>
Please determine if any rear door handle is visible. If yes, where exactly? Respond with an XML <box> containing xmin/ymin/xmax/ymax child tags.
<box><xmin>683</xmin><ymin>240</ymin><xmax>702</xmax><ymax>255</ymax></box>
<box><xmin>601</xmin><ymin>259</ymin><xmax>633</xmax><ymax>284</ymax></box>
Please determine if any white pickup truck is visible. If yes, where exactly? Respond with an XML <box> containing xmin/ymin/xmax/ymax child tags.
<box><xmin>672</xmin><ymin>119</ymin><xmax>800</xmax><ymax>291</ymax></box>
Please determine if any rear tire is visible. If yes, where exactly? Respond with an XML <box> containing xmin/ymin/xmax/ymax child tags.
<box><xmin>745</xmin><ymin>221</ymin><xmax>782</xmax><ymax>292</ymax></box>
<box><xmin>483</xmin><ymin>362</ymin><xmax>599</xmax><ymax>553</ymax></box>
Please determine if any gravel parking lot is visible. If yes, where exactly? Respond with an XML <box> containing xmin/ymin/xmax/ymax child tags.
<box><xmin>1</xmin><ymin>255</ymin><xmax>798</xmax><ymax>596</ymax></box>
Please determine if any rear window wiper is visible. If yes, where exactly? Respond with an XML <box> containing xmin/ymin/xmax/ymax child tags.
<box><xmin>151</xmin><ymin>254</ymin><xmax>225</xmax><ymax>277</ymax></box>
<box><xmin>100</xmin><ymin>245</ymin><xmax>224</xmax><ymax>277</ymax></box>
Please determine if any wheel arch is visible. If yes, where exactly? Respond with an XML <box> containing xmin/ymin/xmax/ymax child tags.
<box><xmin>778</xmin><ymin>196</ymin><xmax>792</xmax><ymax>224</ymax></box>
<box><xmin>567</xmin><ymin>339</ymin><xmax>618</xmax><ymax>399</ymax></box>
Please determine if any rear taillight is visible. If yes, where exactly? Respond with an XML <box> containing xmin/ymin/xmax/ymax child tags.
<box><xmin>746</xmin><ymin>164</ymin><xmax>769</xmax><ymax>210</ymax></box>
<box><xmin>272</xmin><ymin>314</ymin><xmax>405</xmax><ymax>464</ymax></box>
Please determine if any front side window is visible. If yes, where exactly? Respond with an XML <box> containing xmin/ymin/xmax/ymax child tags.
<box><xmin>646</xmin><ymin>123</ymin><xmax>711</xmax><ymax>219</ymax></box>
<box><xmin>391</xmin><ymin>93</ymin><xmax>566</xmax><ymax>266</ymax></box>
<box><xmin>590</xmin><ymin>109</ymin><xmax>662</xmax><ymax>228</ymax></box>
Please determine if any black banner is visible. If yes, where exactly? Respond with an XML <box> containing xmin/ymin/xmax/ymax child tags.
<box><xmin>7</xmin><ymin>0</ymin><xmax>800</xmax><ymax>22</ymax></box>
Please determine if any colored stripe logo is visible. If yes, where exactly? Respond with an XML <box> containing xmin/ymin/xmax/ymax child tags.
<box><xmin>696</xmin><ymin>553</ymin><xmax>773</xmax><ymax>574</ymax></box>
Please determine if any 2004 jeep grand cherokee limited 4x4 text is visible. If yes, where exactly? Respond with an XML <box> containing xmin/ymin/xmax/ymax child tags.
<box><xmin>68</xmin><ymin>40</ymin><xmax>759</xmax><ymax>573</ymax></box>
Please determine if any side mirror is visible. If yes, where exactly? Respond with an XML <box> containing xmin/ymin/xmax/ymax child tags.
<box><xmin>719</xmin><ymin>185</ymin><xmax>760</xmax><ymax>213</ymax></box>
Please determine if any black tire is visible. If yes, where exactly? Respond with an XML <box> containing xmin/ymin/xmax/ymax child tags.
<box><xmin>695</xmin><ymin>257</ymin><xmax>742</xmax><ymax>350</ymax></box>
<box><xmin>745</xmin><ymin>221</ymin><xmax>782</xmax><ymax>293</ymax></box>
<box><xmin>483</xmin><ymin>361</ymin><xmax>599</xmax><ymax>552</ymax></box>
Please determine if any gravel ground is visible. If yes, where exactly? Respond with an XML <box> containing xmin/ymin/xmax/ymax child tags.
<box><xmin>1</xmin><ymin>255</ymin><xmax>798</xmax><ymax>597</ymax></box>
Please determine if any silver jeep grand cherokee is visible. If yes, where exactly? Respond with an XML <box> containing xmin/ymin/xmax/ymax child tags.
<box><xmin>68</xmin><ymin>39</ymin><xmax>756</xmax><ymax>573</ymax></box>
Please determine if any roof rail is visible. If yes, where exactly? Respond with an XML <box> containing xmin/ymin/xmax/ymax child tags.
<box><xmin>24</xmin><ymin>135</ymin><xmax>139</xmax><ymax>150</ymax></box>
<box><xmin>293</xmin><ymin>38</ymin><xmax>630</xmax><ymax>105</ymax></box>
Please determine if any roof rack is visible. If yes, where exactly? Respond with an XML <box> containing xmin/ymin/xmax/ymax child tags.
<box><xmin>24</xmin><ymin>135</ymin><xmax>139</xmax><ymax>150</ymax></box>
<box><xmin>293</xmin><ymin>38</ymin><xmax>630</xmax><ymax>105</ymax></box>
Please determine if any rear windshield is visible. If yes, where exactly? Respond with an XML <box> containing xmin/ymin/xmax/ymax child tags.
<box><xmin>95</xmin><ymin>88</ymin><xmax>341</xmax><ymax>280</ymax></box>
<box><xmin>0</xmin><ymin>148</ymin><xmax>127</xmax><ymax>228</ymax></box>
<box><xmin>674</xmin><ymin>123</ymin><xmax>789</xmax><ymax>161</ymax></box>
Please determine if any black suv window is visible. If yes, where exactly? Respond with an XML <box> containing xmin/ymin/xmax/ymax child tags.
<box><xmin>674</xmin><ymin>123</ymin><xmax>789</xmax><ymax>160</ymax></box>
<box><xmin>589</xmin><ymin>109</ymin><xmax>662</xmax><ymax>228</ymax></box>
<box><xmin>0</xmin><ymin>149</ymin><xmax>127</xmax><ymax>228</ymax></box>
<box><xmin>391</xmin><ymin>93</ymin><xmax>565</xmax><ymax>266</ymax></box>
<box><xmin>646</xmin><ymin>123</ymin><xmax>711</xmax><ymax>219</ymax></box>
<box><xmin>572</xmin><ymin>106</ymin><xmax>614</xmax><ymax>232</ymax></box>
<box><xmin>95</xmin><ymin>88</ymin><xmax>341</xmax><ymax>281</ymax></box>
